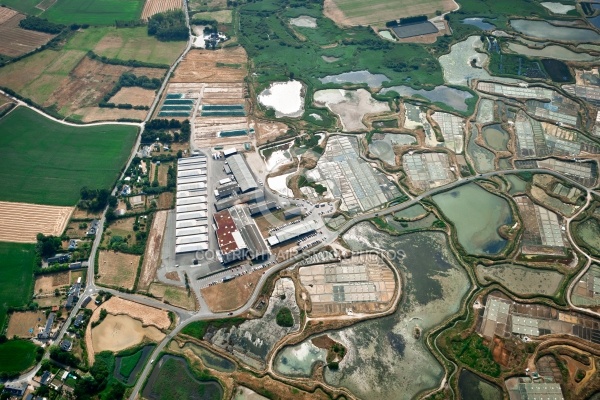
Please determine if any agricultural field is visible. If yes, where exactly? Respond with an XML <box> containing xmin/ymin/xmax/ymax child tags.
<box><xmin>148</xmin><ymin>283</ymin><xmax>197</xmax><ymax>310</ymax></box>
<box><xmin>0</xmin><ymin>242</ymin><xmax>35</xmax><ymax>331</ymax></box>
<box><xmin>142</xmin><ymin>0</ymin><xmax>182</xmax><ymax>20</ymax></box>
<box><xmin>97</xmin><ymin>250</ymin><xmax>140</xmax><ymax>290</ymax></box>
<box><xmin>201</xmin><ymin>270</ymin><xmax>263</xmax><ymax>312</ymax></box>
<box><xmin>109</xmin><ymin>87</ymin><xmax>156</xmax><ymax>107</ymax></box>
<box><xmin>0</xmin><ymin>201</ymin><xmax>72</xmax><ymax>243</ymax></box>
<box><xmin>43</xmin><ymin>0</ymin><xmax>145</xmax><ymax>25</ymax></box>
<box><xmin>192</xmin><ymin>10</ymin><xmax>233</xmax><ymax>24</ymax></box>
<box><xmin>0</xmin><ymin>7</ymin><xmax>55</xmax><ymax>58</ymax></box>
<box><xmin>0</xmin><ymin>339</ymin><xmax>39</xmax><ymax>374</ymax></box>
<box><xmin>324</xmin><ymin>0</ymin><xmax>457</xmax><ymax>27</ymax></box>
<box><xmin>93</xmin><ymin>26</ymin><xmax>187</xmax><ymax>66</ymax></box>
<box><xmin>0</xmin><ymin>27</ymin><xmax>168</xmax><ymax>120</ymax></box>
<box><xmin>0</xmin><ymin>0</ymin><xmax>44</xmax><ymax>16</ymax></box>
<box><xmin>0</xmin><ymin>107</ymin><xmax>137</xmax><ymax>206</ymax></box>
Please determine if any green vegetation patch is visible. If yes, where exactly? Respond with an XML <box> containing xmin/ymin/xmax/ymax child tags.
<box><xmin>0</xmin><ymin>0</ymin><xmax>44</xmax><ymax>16</ymax></box>
<box><xmin>43</xmin><ymin>0</ymin><xmax>145</xmax><ymax>26</ymax></box>
<box><xmin>0</xmin><ymin>107</ymin><xmax>138</xmax><ymax>206</ymax></box>
<box><xmin>450</xmin><ymin>334</ymin><xmax>501</xmax><ymax>377</ymax></box>
<box><xmin>144</xmin><ymin>356</ymin><xmax>222</xmax><ymax>400</ymax></box>
<box><xmin>181</xmin><ymin>317</ymin><xmax>246</xmax><ymax>339</ymax></box>
<box><xmin>0</xmin><ymin>339</ymin><xmax>39</xmax><ymax>375</ymax></box>
<box><xmin>275</xmin><ymin>307</ymin><xmax>294</xmax><ymax>327</ymax></box>
<box><xmin>574</xmin><ymin>218</ymin><xmax>600</xmax><ymax>257</ymax></box>
<box><xmin>0</xmin><ymin>243</ymin><xmax>36</xmax><ymax>331</ymax></box>
<box><xmin>118</xmin><ymin>349</ymin><xmax>144</xmax><ymax>379</ymax></box>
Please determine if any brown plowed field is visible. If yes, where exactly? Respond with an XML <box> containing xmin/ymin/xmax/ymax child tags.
<box><xmin>6</xmin><ymin>311</ymin><xmax>46</xmax><ymax>338</ymax></box>
<box><xmin>46</xmin><ymin>57</ymin><xmax>165</xmax><ymax>118</ymax></box>
<box><xmin>0</xmin><ymin>11</ymin><xmax>55</xmax><ymax>57</ymax></box>
<box><xmin>141</xmin><ymin>0</ymin><xmax>183</xmax><ymax>21</ymax></box>
<box><xmin>0</xmin><ymin>201</ymin><xmax>73</xmax><ymax>243</ymax></box>
<box><xmin>170</xmin><ymin>48</ymin><xmax>247</xmax><ymax>83</ymax></box>
<box><xmin>108</xmin><ymin>86</ymin><xmax>156</xmax><ymax>107</ymax></box>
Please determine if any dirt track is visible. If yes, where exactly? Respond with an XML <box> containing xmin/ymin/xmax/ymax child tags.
<box><xmin>0</xmin><ymin>201</ymin><xmax>73</xmax><ymax>243</ymax></box>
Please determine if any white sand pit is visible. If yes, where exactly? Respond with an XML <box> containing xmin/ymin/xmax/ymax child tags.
<box><xmin>540</xmin><ymin>2</ymin><xmax>575</xmax><ymax>14</ymax></box>
<box><xmin>313</xmin><ymin>89</ymin><xmax>389</xmax><ymax>131</ymax></box>
<box><xmin>91</xmin><ymin>314</ymin><xmax>165</xmax><ymax>353</ymax></box>
<box><xmin>290</xmin><ymin>15</ymin><xmax>317</xmax><ymax>28</ymax></box>
<box><xmin>258</xmin><ymin>80</ymin><xmax>304</xmax><ymax>118</ymax></box>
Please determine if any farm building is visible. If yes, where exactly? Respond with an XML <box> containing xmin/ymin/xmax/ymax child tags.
<box><xmin>391</xmin><ymin>21</ymin><xmax>438</xmax><ymax>38</ymax></box>
<box><xmin>48</xmin><ymin>253</ymin><xmax>70</xmax><ymax>264</ymax></box>
<box><xmin>81</xmin><ymin>296</ymin><xmax>92</xmax><ymax>308</ymax></box>
<box><xmin>86</xmin><ymin>219</ymin><xmax>100</xmax><ymax>236</ymax></box>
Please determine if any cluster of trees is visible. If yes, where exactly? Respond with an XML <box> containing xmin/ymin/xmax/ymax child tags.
<box><xmin>100</xmin><ymin>72</ymin><xmax>161</xmax><ymax>109</ymax></box>
<box><xmin>275</xmin><ymin>307</ymin><xmax>294</xmax><ymax>327</ymax></box>
<box><xmin>87</xmin><ymin>50</ymin><xmax>169</xmax><ymax>69</ymax></box>
<box><xmin>105</xmin><ymin>231</ymin><xmax>147</xmax><ymax>254</ymax></box>
<box><xmin>49</xmin><ymin>345</ymin><xmax>80</xmax><ymax>368</ymax></box>
<box><xmin>19</xmin><ymin>16</ymin><xmax>65</xmax><ymax>34</ymax></box>
<box><xmin>35</xmin><ymin>233</ymin><xmax>62</xmax><ymax>259</ymax></box>
<box><xmin>74</xmin><ymin>352</ymin><xmax>125</xmax><ymax>400</ymax></box>
<box><xmin>79</xmin><ymin>187</ymin><xmax>116</xmax><ymax>212</ymax></box>
<box><xmin>148</xmin><ymin>10</ymin><xmax>188</xmax><ymax>41</ymax></box>
<box><xmin>141</xmin><ymin>118</ymin><xmax>190</xmax><ymax>144</ymax></box>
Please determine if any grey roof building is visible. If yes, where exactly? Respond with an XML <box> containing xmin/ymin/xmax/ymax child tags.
<box><xmin>228</xmin><ymin>153</ymin><xmax>258</xmax><ymax>193</ymax></box>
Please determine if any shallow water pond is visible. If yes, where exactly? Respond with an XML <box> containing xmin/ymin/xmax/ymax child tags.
<box><xmin>274</xmin><ymin>340</ymin><xmax>327</xmax><ymax>377</ymax></box>
<box><xmin>461</xmin><ymin>18</ymin><xmax>495</xmax><ymax>30</ymax></box>
<box><xmin>482</xmin><ymin>124</ymin><xmax>509</xmax><ymax>151</ymax></box>
<box><xmin>381</xmin><ymin>85</ymin><xmax>473</xmax><ymax>112</ymax></box>
<box><xmin>319</xmin><ymin>70</ymin><xmax>390</xmax><ymax>88</ymax></box>
<box><xmin>506</xmin><ymin>174</ymin><xmax>527</xmax><ymax>194</ymax></box>
<box><xmin>507</xmin><ymin>42</ymin><xmax>597</xmax><ymax>62</ymax></box>
<box><xmin>433</xmin><ymin>183</ymin><xmax>513</xmax><ymax>255</ymax></box>
<box><xmin>476</xmin><ymin>263</ymin><xmax>564</xmax><ymax>297</ymax></box>
<box><xmin>458</xmin><ymin>369</ymin><xmax>503</xmax><ymax>400</ymax></box>
<box><xmin>468</xmin><ymin>125</ymin><xmax>495</xmax><ymax>173</ymax></box>
<box><xmin>510</xmin><ymin>19</ymin><xmax>600</xmax><ymax>42</ymax></box>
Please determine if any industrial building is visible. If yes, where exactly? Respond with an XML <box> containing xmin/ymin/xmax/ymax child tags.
<box><xmin>229</xmin><ymin>204</ymin><xmax>271</xmax><ymax>260</ymax></box>
<box><xmin>227</xmin><ymin>153</ymin><xmax>258</xmax><ymax>193</ymax></box>
<box><xmin>214</xmin><ymin>209</ymin><xmax>248</xmax><ymax>263</ymax></box>
<box><xmin>214</xmin><ymin>189</ymin><xmax>264</xmax><ymax>211</ymax></box>
<box><xmin>175</xmin><ymin>156</ymin><xmax>210</xmax><ymax>254</ymax></box>
<box><xmin>214</xmin><ymin>181</ymin><xmax>240</xmax><ymax>199</ymax></box>
<box><xmin>283</xmin><ymin>207</ymin><xmax>302</xmax><ymax>219</ymax></box>
<box><xmin>267</xmin><ymin>220</ymin><xmax>320</xmax><ymax>246</ymax></box>
<box><xmin>249</xmin><ymin>201</ymin><xmax>278</xmax><ymax>216</ymax></box>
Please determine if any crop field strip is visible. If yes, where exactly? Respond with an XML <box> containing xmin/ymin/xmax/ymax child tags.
<box><xmin>0</xmin><ymin>242</ymin><xmax>36</xmax><ymax>331</ymax></box>
<box><xmin>43</xmin><ymin>0</ymin><xmax>146</xmax><ymax>26</ymax></box>
<box><xmin>0</xmin><ymin>9</ymin><xmax>55</xmax><ymax>57</ymax></box>
<box><xmin>0</xmin><ymin>201</ymin><xmax>73</xmax><ymax>243</ymax></box>
<box><xmin>142</xmin><ymin>0</ymin><xmax>183</xmax><ymax>21</ymax></box>
<box><xmin>326</xmin><ymin>0</ymin><xmax>457</xmax><ymax>26</ymax></box>
<box><xmin>0</xmin><ymin>107</ymin><xmax>138</xmax><ymax>206</ymax></box>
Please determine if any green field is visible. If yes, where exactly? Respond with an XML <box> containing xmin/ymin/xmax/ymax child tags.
<box><xmin>118</xmin><ymin>349</ymin><xmax>144</xmax><ymax>379</ymax></box>
<box><xmin>43</xmin><ymin>0</ymin><xmax>145</xmax><ymax>25</ymax></box>
<box><xmin>0</xmin><ymin>339</ymin><xmax>39</xmax><ymax>374</ymax></box>
<box><xmin>0</xmin><ymin>0</ymin><xmax>44</xmax><ymax>16</ymax></box>
<box><xmin>93</xmin><ymin>27</ymin><xmax>187</xmax><ymax>66</ymax></box>
<box><xmin>0</xmin><ymin>243</ymin><xmax>36</xmax><ymax>332</ymax></box>
<box><xmin>332</xmin><ymin>0</ymin><xmax>453</xmax><ymax>26</ymax></box>
<box><xmin>0</xmin><ymin>107</ymin><xmax>138</xmax><ymax>206</ymax></box>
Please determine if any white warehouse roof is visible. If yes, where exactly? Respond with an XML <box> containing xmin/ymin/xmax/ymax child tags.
<box><xmin>176</xmin><ymin>234</ymin><xmax>208</xmax><ymax>245</ymax></box>
<box><xmin>177</xmin><ymin>196</ymin><xmax>207</xmax><ymax>206</ymax></box>
<box><xmin>228</xmin><ymin>153</ymin><xmax>258</xmax><ymax>193</ymax></box>
<box><xmin>176</xmin><ymin>220</ymin><xmax>208</xmax><ymax>229</ymax></box>
<box><xmin>176</xmin><ymin>203</ymin><xmax>207</xmax><ymax>213</ymax></box>
<box><xmin>178</xmin><ymin>182</ymin><xmax>206</xmax><ymax>191</ymax></box>
<box><xmin>176</xmin><ymin>211</ymin><xmax>208</xmax><ymax>221</ymax></box>
<box><xmin>177</xmin><ymin>190</ymin><xmax>206</xmax><ymax>198</ymax></box>
<box><xmin>178</xmin><ymin>156</ymin><xmax>206</xmax><ymax>165</ymax></box>
<box><xmin>176</xmin><ymin>243</ymin><xmax>208</xmax><ymax>254</ymax></box>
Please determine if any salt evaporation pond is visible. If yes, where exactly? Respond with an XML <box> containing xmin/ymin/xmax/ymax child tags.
<box><xmin>320</xmin><ymin>227</ymin><xmax>470</xmax><ymax>400</ymax></box>
<box><xmin>258</xmin><ymin>80</ymin><xmax>304</xmax><ymax>118</ymax></box>
<box><xmin>507</xmin><ymin>42</ymin><xmax>597</xmax><ymax>62</ymax></box>
<box><xmin>319</xmin><ymin>70</ymin><xmax>390</xmax><ymax>88</ymax></box>
<box><xmin>381</xmin><ymin>85</ymin><xmax>473</xmax><ymax>112</ymax></box>
<box><xmin>468</xmin><ymin>126</ymin><xmax>495</xmax><ymax>173</ymax></box>
<box><xmin>506</xmin><ymin>174</ymin><xmax>528</xmax><ymax>194</ymax></box>
<box><xmin>510</xmin><ymin>19</ymin><xmax>600</xmax><ymax>42</ymax></box>
<box><xmin>439</xmin><ymin>36</ymin><xmax>521</xmax><ymax>86</ymax></box>
<box><xmin>461</xmin><ymin>18</ymin><xmax>495</xmax><ymax>30</ymax></box>
<box><xmin>274</xmin><ymin>340</ymin><xmax>327</xmax><ymax>376</ymax></box>
<box><xmin>433</xmin><ymin>183</ymin><xmax>513</xmax><ymax>255</ymax></box>
<box><xmin>540</xmin><ymin>2</ymin><xmax>575</xmax><ymax>14</ymax></box>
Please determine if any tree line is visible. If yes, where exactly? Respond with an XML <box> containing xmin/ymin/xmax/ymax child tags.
<box><xmin>148</xmin><ymin>10</ymin><xmax>188</xmax><ymax>41</ymax></box>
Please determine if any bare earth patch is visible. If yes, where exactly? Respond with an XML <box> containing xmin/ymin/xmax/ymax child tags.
<box><xmin>254</xmin><ymin>121</ymin><xmax>290</xmax><ymax>146</ymax></box>
<box><xmin>97</xmin><ymin>251</ymin><xmax>140</xmax><ymax>290</ymax></box>
<box><xmin>91</xmin><ymin>313</ymin><xmax>165</xmax><ymax>353</ymax></box>
<box><xmin>148</xmin><ymin>283</ymin><xmax>197</xmax><ymax>310</ymax></box>
<box><xmin>108</xmin><ymin>86</ymin><xmax>156</xmax><ymax>107</ymax></box>
<box><xmin>0</xmin><ymin>10</ymin><xmax>55</xmax><ymax>57</ymax></box>
<box><xmin>138</xmin><ymin>210</ymin><xmax>168</xmax><ymax>291</ymax></box>
<box><xmin>6</xmin><ymin>311</ymin><xmax>46</xmax><ymax>338</ymax></box>
<box><xmin>0</xmin><ymin>201</ymin><xmax>73</xmax><ymax>243</ymax></box>
<box><xmin>201</xmin><ymin>270</ymin><xmax>263</xmax><ymax>312</ymax></box>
